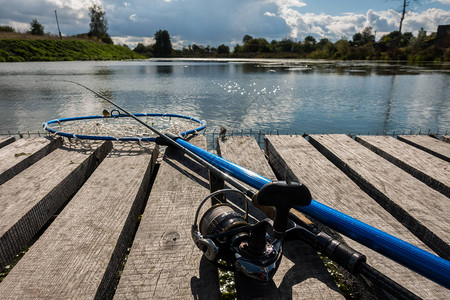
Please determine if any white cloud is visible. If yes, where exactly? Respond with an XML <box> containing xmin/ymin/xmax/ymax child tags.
<box><xmin>45</xmin><ymin>0</ymin><xmax>102</xmax><ymax>11</ymax></box>
<box><xmin>365</xmin><ymin>9</ymin><xmax>399</xmax><ymax>33</ymax></box>
<box><xmin>270</xmin><ymin>0</ymin><xmax>307</xmax><ymax>8</ymax></box>
<box><xmin>267</xmin><ymin>0</ymin><xmax>308</xmax><ymax>38</ymax></box>
<box><xmin>271</xmin><ymin>4</ymin><xmax>366</xmax><ymax>40</ymax></box>
<box><xmin>264</xmin><ymin>12</ymin><xmax>277</xmax><ymax>17</ymax></box>
<box><xmin>268</xmin><ymin>0</ymin><xmax>450</xmax><ymax>41</ymax></box>
<box><xmin>363</xmin><ymin>8</ymin><xmax>450</xmax><ymax>37</ymax></box>
<box><xmin>402</xmin><ymin>8</ymin><xmax>450</xmax><ymax>33</ymax></box>
<box><xmin>129</xmin><ymin>13</ymin><xmax>138</xmax><ymax>21</ymax></box>
<box><xmin>112</xmin><ymin>35</ymin><xmax>154</xmax><ymax>48</ymax></box>
<box><xmin>8</xmin><ymin>20</ymin><xmax>29</xmax><ymax>32</ymax></box>
<box><xmin>171</xmin><ymin>35</ymin><xmax>187</xmax><ymax>49</ymax></box>
<box><xmin>123</xmin><ymin>2</ymin><xmax>130</xmax><ymax>7</ymax></box>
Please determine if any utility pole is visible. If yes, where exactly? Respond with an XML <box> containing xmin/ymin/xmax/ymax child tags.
<box><xmin>54</xmin><ymin>10</ymin><xmax>62</xmax><ymax>39</ymax></box>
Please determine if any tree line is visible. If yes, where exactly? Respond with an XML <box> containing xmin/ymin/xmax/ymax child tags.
<box><xmin>133</xmin><ymin>27</ymin><xmax>448</xmax><ymax>62</ymax></box>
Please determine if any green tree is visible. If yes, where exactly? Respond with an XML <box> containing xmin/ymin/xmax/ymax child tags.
<box><xmin>134</xmin><ymin>43</ymin><xmax>146</xmax><ymax>53</ymax></box>
<box><xmin>317</xmin><ymin>38</ymin><xmax>330</xmax><ymax>49</ymax></box>
<box><xmin>88</xmin><ymin>4</ymin><xmax>112</xmax><ymax>44</ymax></box>
<box><xmin>324</xmin><ymin>42</ymin><xmax>337</xmax><ymax>57</ymax></box>
<box><xmin>335</xmin><ymin>39</ymin><xmax>351</xmax><ymax>59</ymax></box>
<box><xmin>353</xmin><ymin>27</ymin><xmax>375</xmax><ymax>46</ymax></box>
<box><xmin>133</xmin><ymin>43</ymin><xmax>153</xmax><ymax>57</ymax></box>
<box><xmin>0</xmin><ymin>25</ymin><xmax>15</xmax><ymax>32</ymax></box>
<box><xmin>304</xmin><ymin>35</ymin><xmax>316</xmax><ymax>45</ymax></box>
<box><xmin>409</xmin><ymin>27</ymin><xmax>427</xmax><ymax>50</ymax></box>
<box><xmin>362</xmin><ymin>27</ymin><xmax>375</xmax><ymax>44</ymax></box>
<box><xmin>217</xmin><ymin>44</ymin><xmax>230</xmax><ymax>54</ymax></box>
<box><xmin>279</xmin><ymin>38</ymin><xmax>293</xmax><ymax>52</ymax></box>
<box><xmin>400</xmin><ymin>32</ymin><xmax>413</xmax><ymax>47</ymax></box>
<box><xmin>381</xmin><ymin>31</ymin><xmax>401</xmax><ymax>43</ymax></box>
<box><xmin>242</xmin><ymin>38</ymin><xmax>270</xmax><ymax>53</ymax></box>
<box><xmin>243</xmin><ymin>35</ymin><xmax>253</xmax><ymax>44</ymax></box>
<box><xmin>233</xmin><ymin>44</ymin><xmax>242</xmax><ymax>53</ymax></box>
<box><xmin>302</xmin><ymin>36</ymin><xmax>316</xmax><ymax>53</ymax></box>
<box><xmin>352</xmin><ymin>33</ymin><xmax>363</xmax><ymax>46</ymax></box>
<box><xmin>30</xmin><ymin>19</ymin><xmax>44</xmax><ymax>35</ymax></box>
<box><xmin>153</xmin><ymin>30</ymin><xmax>172</xmax><ymax>56</ymax></box>
<box><xmin>192</xmin><ymin>44</ymin><xmax>205</xmax><ymax>55</ymax></box>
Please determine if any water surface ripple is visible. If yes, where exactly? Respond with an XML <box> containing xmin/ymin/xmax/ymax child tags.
<box><xmin>0</xmin><ymin>59</ymin><xmax>448</xmax><ymax>135</ymax></box>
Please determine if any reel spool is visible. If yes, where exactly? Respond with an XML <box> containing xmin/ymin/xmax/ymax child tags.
<box><xmin>192</xmin><ymin>189</ymin><xmax>282</xmax><ymax>282</ymax></box>
<box><xmin>192</xmin><ymin>189</ymin><xmax>249</xmax><ymax>262</ymax></box>
<box><xmin>199</xmin><ymin>204</ymin><xmax>248</xmax><ymax>239</ymax></box>
<box><xmin>192</xmin><ymin>182</ymin><xmax>312</xmax><ymax>282</ymax></box>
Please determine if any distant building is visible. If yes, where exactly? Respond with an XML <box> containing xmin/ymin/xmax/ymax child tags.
<box><xmin>435</xmin><ymin>25</ymin><xmax>450</xmax><ymax>49</ymax></box>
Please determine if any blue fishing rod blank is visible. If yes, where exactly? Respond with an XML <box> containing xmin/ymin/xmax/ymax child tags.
<box><xmin>175</xmin><ymin>138</ymin><xmax>450</xmax><ymax>289</ymax></box>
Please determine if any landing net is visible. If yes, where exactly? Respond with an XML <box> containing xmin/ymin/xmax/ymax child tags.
<box><xmin>43</xmin><ymin>113</ymin><xmax>206</xmax><ymax>142</ymax></box>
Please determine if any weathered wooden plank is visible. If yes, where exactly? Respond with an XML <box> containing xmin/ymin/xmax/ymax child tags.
<box><xmin>265</xmin><ymin>135</ymin><xmax>448</xmax><ymax>299</ymax></box>
<box><xmin>397</xmin><ymin>135</ymin><xmax>450</xmax><ymax>162</ymax></box>
<box><xmin>309</xmin><ymin>134</ymin><xmax>450</xmax><ymax>260</ymax></box>
<box><xmin>356</xmin><ymin>135</ymin><xmax>450</xmax><ymax>197</ymax></box>
<box><xmin>0</xmin><ymin>137</ymin><xmax>15</xmax><ymax>149</ymax></box>
<box><xmin>218</xmin><ymin>136</ymin><xmax>343</xmax><ymax>299</ymax></box>
<box><xmin>0</xmin><ymin>143</ymin><xmax>156</xmax><ymax>299</ymax></box>
<box><xmin>0</xmin><ymin>141</ymin><xmax>112</xmax><ymax>270</ymax></box>
<box><xmin>0</xmin><ymin>137</ymin><xmax>62</xmax><ymax>185</ymax></box>
<box><xmin>114</xmin><ymin>136</ymin><xmax>220</xmax><ymax>299</ymax></box>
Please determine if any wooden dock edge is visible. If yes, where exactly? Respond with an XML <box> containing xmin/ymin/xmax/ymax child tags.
<box><xmin>355</xmin><ymin>136</ymin><xmax>449</xmax><ymax>198</ymax></box>
<box><xmin>308</xmin><ymin>135</ymin><xmax>450</xmax><ymax>260</ymax></box>
<box><xmin>0</xmin><ymin>137</ymin><xmax>62</xmax><ymax>185</ymax></box>
<box><xmin>96</xmin><ymin>146</ymin><xmax>159</xmax><ymax>299</ymax></box>
<box><xmin>397</xmin><ymin>135</ymin><xmax>450</xmax><ymax>163</ymax></box>
<box><xmin>0</xmin><ymin>144</ymin><xmax>158</xmax><ymax>299</ymax></box>
<box><xmin>0</xmin><ymin>141</ymin><xmax>112</xmax><ymax>270</ymax></box>
<box><xmin>0</xmin><ymin>137</ymin><xmax>15</xmax><ymax>149</ymax></box>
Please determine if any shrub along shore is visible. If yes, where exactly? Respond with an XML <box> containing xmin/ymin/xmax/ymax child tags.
<box><xmin>0</xmin><ymin>39</ymin><xmax>144</xmax><ymax>62</ymax></box>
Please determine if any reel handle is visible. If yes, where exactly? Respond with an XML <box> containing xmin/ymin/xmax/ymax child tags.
<box><xmin>253</xmin><ymin>181</ymin><xmax>311</xmax><ymax>236</ymax></box>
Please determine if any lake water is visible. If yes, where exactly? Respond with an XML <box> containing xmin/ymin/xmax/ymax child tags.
<box><xmin>0</xmin><ymin>59</ymin><xmax>449</xmax><ymax>138</ymax></box>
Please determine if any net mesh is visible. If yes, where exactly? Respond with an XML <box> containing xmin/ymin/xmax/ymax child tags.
<box><xmin>44</xmin><ymin>114</ymin><xmax>205</xmax><ymax>141</ymax></box>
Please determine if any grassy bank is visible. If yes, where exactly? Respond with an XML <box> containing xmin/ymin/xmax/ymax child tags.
<box><xmin>0</xmin><ymin>38</ymin><xmax>144</xmax><ymax>62</ymax></box>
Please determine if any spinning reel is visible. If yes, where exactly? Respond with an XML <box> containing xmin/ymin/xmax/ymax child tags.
<box><xmin>192</xmin><ymin>182</ymin><xmax>312</xmax><ymax>282</ymax></box>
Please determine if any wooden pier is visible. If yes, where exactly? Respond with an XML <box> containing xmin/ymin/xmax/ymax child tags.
<box><xmin>0</xmin><ymin>134</ymin><xmax>449</xmax><ymax>299</ymax></box>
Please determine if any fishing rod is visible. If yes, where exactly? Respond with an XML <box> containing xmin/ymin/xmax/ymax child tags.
<box><xmin>174</xmin><ymin>136</ymin><xmax>450</xmax><ymax>290</ymax></box>
<box><xmin>60</xmin><ymin>81</ymin><xmax>446</xmax><ymax>296</ymax></box>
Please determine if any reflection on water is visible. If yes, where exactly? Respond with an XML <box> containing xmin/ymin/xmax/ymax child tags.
<box><xmin>156</xmin><ymin>65</ymin><xmax>173</xmax><ymax>75</ymax></box>
<box><xmin>0</xmin><ymin>60</ymin><xmax>448</xmax><ymax>135</ymax></box>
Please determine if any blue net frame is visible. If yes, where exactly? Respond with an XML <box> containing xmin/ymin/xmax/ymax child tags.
<box><xmin>43</xmin><ymin>113</ymin><xmax>206</xmax><ymax>142</ymax></box>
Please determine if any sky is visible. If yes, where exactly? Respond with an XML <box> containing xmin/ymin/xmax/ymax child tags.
<box><xmin>0</xmin><ymin>0</ymin><xmax>449</xmax><ymax>49</ymax></box>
